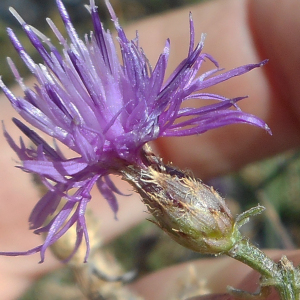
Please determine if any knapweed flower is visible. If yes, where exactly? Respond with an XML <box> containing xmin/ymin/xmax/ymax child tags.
<box><xmin>0</xmin><ymin>0</ymin><xmax>270</xmax><ymax>262</ymax></box>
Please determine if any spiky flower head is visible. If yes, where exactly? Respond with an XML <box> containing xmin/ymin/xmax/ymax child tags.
<box><xmin>0</xmin><ymin>0</ymin><xmax>270</xmax><ymax>262</ymax></box>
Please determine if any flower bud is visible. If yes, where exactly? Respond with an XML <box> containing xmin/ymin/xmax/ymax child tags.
<box><xmin>122</xmin><ymin>161</ymin><xmax>237</xmax><ymax>255</ymax></box>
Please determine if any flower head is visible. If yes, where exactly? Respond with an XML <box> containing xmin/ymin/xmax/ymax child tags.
<box><xmin>122</xmin><ymin>156</ymin><xmax>236</xmax><ymax>254</ymax></box>
<box><xmin>121</xmin><ymin>148</ymin><xmax>267</xmax><ymax>256</ymax></box>
<box><xmin>0</xmin><ymin>0</ymin><xmax>270</xmax><ymax>262</ymax></box>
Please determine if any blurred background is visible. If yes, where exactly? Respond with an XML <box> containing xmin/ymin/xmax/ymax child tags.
<box><xmin>1</xmin><ymin>0</ymin><xmax>300</xmax><ymax>299</ymax></box>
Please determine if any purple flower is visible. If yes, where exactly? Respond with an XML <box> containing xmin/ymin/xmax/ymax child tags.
<box><xmin>0</xmin><ymin>0</ymin><xmax>270</xmax><ymax>262</ymax></box>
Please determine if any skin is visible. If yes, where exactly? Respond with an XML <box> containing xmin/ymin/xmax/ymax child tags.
<box><xmin>0</xmin><ymin>0</ymin><xmax>299</xmax><ymax>298</ymax></box>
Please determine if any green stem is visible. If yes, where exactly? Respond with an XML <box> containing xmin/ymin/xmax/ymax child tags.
<box><xmin>227</xmin><ymin>238</ymin><xmax>300</xmax><ymax>300</ymax></box>
<box><xmin>274</xmin><ymin>256</ymin><xmax>300</xmax><ymax>300</ymax></box>
<box><xmin>227</xmin><ymin>237</ymin><xmax>279</xmax><ymax>278</ymax></box>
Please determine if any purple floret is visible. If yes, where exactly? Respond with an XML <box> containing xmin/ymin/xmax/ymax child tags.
<box><xmin>0</xmin><ymin>0</ymin><xmax>270</xmax><ymax>262</ymax></box>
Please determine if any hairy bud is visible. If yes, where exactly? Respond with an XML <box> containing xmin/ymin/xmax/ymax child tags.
<box><xmin>122</xmin><ymin>158</ymin><xmax>238</xmax><ymax>255</ymax></box>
